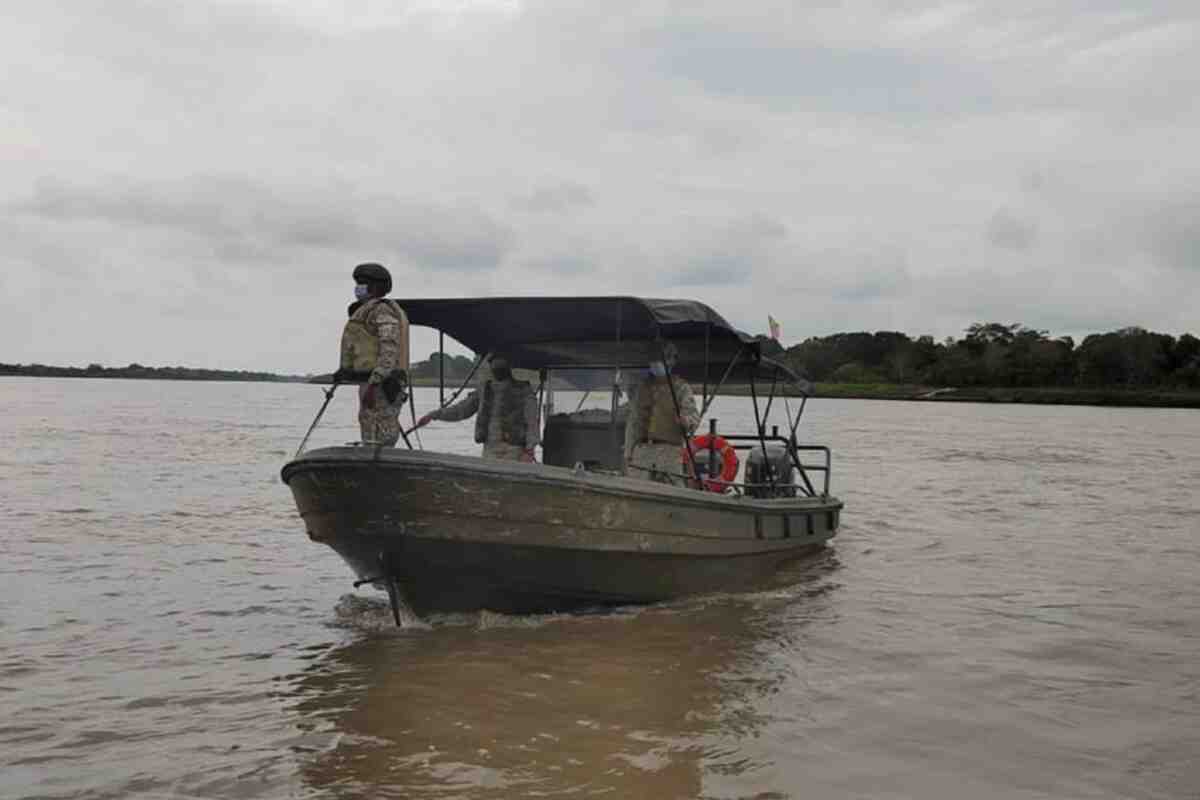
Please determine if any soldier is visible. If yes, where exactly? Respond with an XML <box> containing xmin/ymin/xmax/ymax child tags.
<box><xmin>337</xmin><ymin>263</ymin><xmax>410</xmax><ymax>446</ymax></box>
<box><xmin>623</xmin><ymin>343</ymin><xmax>701</xmax><ymax>486</ymax></box>
<box><xmin>415</xmin><ymin>354</ymin><xmax>540</xmax><ymax>462</ymax></box>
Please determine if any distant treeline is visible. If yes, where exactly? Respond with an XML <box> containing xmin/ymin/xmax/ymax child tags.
<box><xmin>410</xmin><ymin>352</ymin><xmax>477</xmax><ymax>380</ymax></box>
<box><xmin>307</xmin><ymin>353</ymin><xmax>481</xmax><ymax>384</ymax></box>
<box><xmin>778</xmin><ymin>324</ymin><xmax>1200</xmax><ymax>389</ymax></box>
<box><xmin>0</xmin><ymin>362</ymin><xmax>307</xmax><ymax>383</ymax></box>
<box><xmin>10</xmin><ymin>324</ymin><xmax>1200</xmax><ymax>392</ymax></box>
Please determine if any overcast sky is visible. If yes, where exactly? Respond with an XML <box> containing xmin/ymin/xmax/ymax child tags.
<box><xmin>3</xmin><ymin>0</ymin><xmax>1198</xmax><ymax>373</ymax></box>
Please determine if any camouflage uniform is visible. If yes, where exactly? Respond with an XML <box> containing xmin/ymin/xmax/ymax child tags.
<box><xmin>427</xmin><ymin>374</ymin><xmax>540</xmax><ymax>461</ymax></box>
<box><xmin>352</xmin><ymin>299</ymin><xmax>410</xmax><ymax>446</ymax></box>
<box><xmin>623</xmin><ymin>375</ymin><xmax>701</xmax><ymax>486</ymax></box>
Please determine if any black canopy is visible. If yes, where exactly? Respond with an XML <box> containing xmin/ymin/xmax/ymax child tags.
<box><xmin>392</xmin><ymin>296</ymin><xmax>799</xmax><ymax>384</ymax></box>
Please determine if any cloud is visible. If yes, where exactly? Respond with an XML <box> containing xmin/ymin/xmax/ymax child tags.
<box><xmin>646</xmin><ymin>30</ymin><xmax>992</xmax><ymax>116</ymax></box>
<box><xmin>15</xmin><ymin>176</ymin><xmax>514</xmax><ymax>273</ymax></box>
<box><xmin>513</xmin><ymin>182</ymin><xmax>596</xmax><ymax>213</ymax></box>
<box><xmin>522</xmin><ymin>254</ymin><xmax>597</xmax><ymax>276</ymax></box>
<box><xmin>1144</xmin><ymin>193</ymin><xmax>1200</xmax><ymax>272</ymax></box>
<box><xmin>829</xmin><ymin>260</ymin><xmax>912</xmax><ymax>303</ymax></box>
<box><xmin>987</xmin><ymin>210</ymin><xmax>1039</xmax><ymax>251</ymax></box>
<box><xmin>668</xmin><ymin>213</ymin><xmax>788</xmax><ymax>287</ymax></box>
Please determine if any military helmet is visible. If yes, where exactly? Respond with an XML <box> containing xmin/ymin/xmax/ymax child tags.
<box><xmin>352</xmin><ymin>262</ymin><xmax>392</xmax><ymax>294</ymax></box>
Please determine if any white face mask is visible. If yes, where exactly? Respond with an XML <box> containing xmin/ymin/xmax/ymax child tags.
<box><xmin>648</xmin><ymin>361</ymin><xmax>667</xmax><ymax>378</ymax></box>
<box><xmin>354</xmin><ymin>284</ymin><xmax>371</xmax><ymax>301</ymax></box>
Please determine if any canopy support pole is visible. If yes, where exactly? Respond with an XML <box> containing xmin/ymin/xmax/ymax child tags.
<box><xmin>762</xmin><ymin>365</ymin><xmax>779</xmax><ymax>423</ymax></box>
<box><xmin>697</xmin><ymin>344</ymin><xmax>745</xmax><ymax>422</ymax></box>
<box><xmin>406</xmin><ymin>386</ymin><xmax>422</xmax><ymax>450</ymax></box>
<box><xmin>537</xmin><ymin>368</ymin><xmax>549</xmax><ymax>422</ymax></box>
<box><xmin>612</xmin><ymin>300</ymin><xmax>623</xmax><ymax>439</ymax></box>
<box><xmin>789</xmin><ymin>394</ymin><xmax>807</xmax><ymax>442</ymax></box>
<box><xmin>438</xmin><ymin>330</ymin><xmax>445</xmax><ymax>406</ymax></box>
<box><xmin>749</xmin><ymin>374</ymin><xmax>777</xmax><ymax>492</ymax></box>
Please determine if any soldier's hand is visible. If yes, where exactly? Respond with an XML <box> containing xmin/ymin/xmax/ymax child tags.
<box><xmin>417</xmin><ymin>414</ymin><xmax>433</xmax><ymax>428</ymax></box>
<box><xmin>519</xmin><ymin>448</ymin><xmax>536</xmax><ymax>463</ymax></box>
<box><xmin>363</xmin><ymin>384</ymin><xmax>378</xmax><ymax>409</ymax></box>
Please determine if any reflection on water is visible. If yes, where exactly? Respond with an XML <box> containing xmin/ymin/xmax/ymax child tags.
<box><xmin>284</xmin><ymin>555</ymin><xmax>840</xmax><ymax>799</ymax></box>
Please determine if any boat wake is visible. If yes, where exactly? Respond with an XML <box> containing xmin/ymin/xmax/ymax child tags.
<box><xmin>329</xmin><ymin>593</ymin><xmax>651</xmax><ymax>632</ymax></box>
<box><xmin>332</xmin><ymin>593</ymin><xmax>431</xmax><ymax>632</ymax></box>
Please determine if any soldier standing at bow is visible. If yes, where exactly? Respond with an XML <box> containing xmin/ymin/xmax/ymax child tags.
<box><xmin>336</xmin><ymin>263</ymin><xmax>410</xmax><ymax>446</ymax></box>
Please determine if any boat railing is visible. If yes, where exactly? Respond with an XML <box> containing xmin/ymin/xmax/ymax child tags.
<box><xmin>790</xmin><ymin>445</ymin><xmax>832</xmax><ymax>498</ymax></box>
<box><xmin>719</xmin><ymin>434</ymin><xmax>832</xmax><ymax>498</ymax></box>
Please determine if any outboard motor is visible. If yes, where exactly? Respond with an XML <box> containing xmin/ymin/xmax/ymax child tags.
<box><xmin>745</xmin><ymin>443</ymin><xmax>796</xmax><ymax>498</ymax></box>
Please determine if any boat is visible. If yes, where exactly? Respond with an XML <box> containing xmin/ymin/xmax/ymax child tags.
<box><xmin>281</xmin><ymin>296</ymin><xmax>843</xmax><ymax>618</ymax></box>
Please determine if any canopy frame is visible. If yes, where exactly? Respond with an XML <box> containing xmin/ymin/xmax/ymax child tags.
<box><xmin>406</xmin><ymin>296</ymin><xmax>817</xmax><ymax>492</ymax></box>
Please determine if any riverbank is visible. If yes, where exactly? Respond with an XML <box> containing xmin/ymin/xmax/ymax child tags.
<box><xmin>714</xmin><ymin>382</ymin><xmax>1200</xmax><ymax>408</ymax></box>
<box><xmin>8</xmin><ymin>369</ymin><xmax>1198</xmax><ymax>408</ymax></box>
<box><xmin>0</xmin><ymin>364</ymin><xmax>308</xmax><ymax>382</ymax></box>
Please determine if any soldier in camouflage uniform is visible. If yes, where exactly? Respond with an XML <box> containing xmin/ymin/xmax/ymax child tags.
<box><xmin>415</xmin><ymin>355</ymin><xmax>540</xmax><ymax>461</ymax></box>
<box><xmin>623</xmin><ymin>344</ymin><xmax>701</xmax><ymax>486</ymax></box>
<box><xmin>343</xmin><ymin>263</ymin><xmax>410</xmax><ymax>447</ymax></box>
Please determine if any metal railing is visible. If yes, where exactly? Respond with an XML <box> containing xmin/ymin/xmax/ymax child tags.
<box><xmin>720</xmin><ymin>434</ymin><xmax>832</xmax><ymax>498</ymax></box>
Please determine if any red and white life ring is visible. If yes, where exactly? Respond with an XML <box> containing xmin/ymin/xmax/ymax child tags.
<box><xmin>683</xmin><ymin>434</ymin><xmax>740</xmax><ymax>492</ymax></box>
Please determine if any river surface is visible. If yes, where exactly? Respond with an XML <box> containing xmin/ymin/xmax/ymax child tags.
<box><xmin>2</xmin><ymin>378</ymin><xmax>1199</xmax><ymax>799</ymax></box>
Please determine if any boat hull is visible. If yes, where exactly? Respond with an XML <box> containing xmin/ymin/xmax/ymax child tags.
<box><xmin>281</xmin><ymin>447</ymin><xmax>842</xmax><ymax>614</ymax></box>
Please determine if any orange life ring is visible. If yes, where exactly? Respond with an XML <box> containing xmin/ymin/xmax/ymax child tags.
<box><xmin>683</xmin><ymin>434</ymin><xmax>740</xmax><ymax>492</ymax></box>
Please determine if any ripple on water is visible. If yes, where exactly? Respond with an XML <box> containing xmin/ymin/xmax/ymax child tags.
<box><xmin>5</xmin><ymin>383</ymin><xmax>1200</xmax><ymax>800</ymax></box>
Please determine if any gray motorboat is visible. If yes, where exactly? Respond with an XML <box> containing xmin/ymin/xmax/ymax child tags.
<box><xmin>281</xmin><ymin>297</ymin><xmax>842</xmax><ymax>617</ymax></box>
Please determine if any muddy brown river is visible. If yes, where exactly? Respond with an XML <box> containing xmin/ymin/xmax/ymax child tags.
<box><xmin>3</xmin><ymin>378</ymin><xmax>1198</xmax><ymax>798</ymax></box>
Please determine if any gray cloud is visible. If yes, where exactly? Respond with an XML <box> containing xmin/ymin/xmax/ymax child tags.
<box><xmin>514</xmin><ymin>182</ymin><xmax>595</xmax><ymax>213</ymax></box>
<box><xmin>1145</xmin><ymin>193</ymin><xmax>1200</xmax><ymax>271</ymax></box>
<box><xmin>987</xmin><ymin>210</ymin><xmax>1039</xmax><ymax>251</ymax></box>
<box><xmin>800</xmin><ymin>242</ymin><xmax>914</xmax><ymax>303</ymax></box>
<box><xmin>645</xmin><ymin>30</ymin><xmax>991</xmax><ymax>116</ymax></box>
<box><xmin>16</xmin><ymin>177</ymin><xmax>514</xmax><ymax>272</ymax></box>
<box><xmin>830</xmin><ymin>269</ymin><xmax>912</xmax><ymax>303</ymax></box>
<box><xmin>669</xmin><ymin>213</ymin><xmax>788</xmax><ymax>287</ymax></box>
<box><xmin>672</xmin><ymin>255</ymin><xmax>749</xmax><ymax>287</ymax></box>
<box><xmin>522</xmin><ymin>254</ymin><xmax>597</xmax><ymax>276</ymax></box>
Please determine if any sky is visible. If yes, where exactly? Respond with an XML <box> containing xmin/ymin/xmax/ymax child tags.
<box><xmin>3</xmin><ymin>0</ymin><xmax>1198</xmax><ymax>374</ymax></box>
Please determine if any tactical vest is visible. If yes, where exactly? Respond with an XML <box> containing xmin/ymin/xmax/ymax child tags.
<box><xmin>339</xmin><ymin>299</ymin><xmax>403</xmax><ymax>381</ymax></box>
<box><xmin>475</xmin><ymin>380</ymin><xmax>530</xmax><ymax>445</ymax></box>
<box><xmin>641</xmin><ymin>379</ymin><xmax>683</xmax><ymax>444</ymax></box>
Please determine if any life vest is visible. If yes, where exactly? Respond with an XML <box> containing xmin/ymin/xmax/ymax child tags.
<box><xmin>339</xmin><ymin>299</ymin><xmax>404</xmax><ymax>382</ymax></box>
<box><xmin>475</xmin><ymin>380</ymin><xmax>531</xmax><ymax>445</ymax></box>
<box><xmin>640</xmin><ymin>379</ymin><xmax>684</xmax><ymax>444</ymax></box>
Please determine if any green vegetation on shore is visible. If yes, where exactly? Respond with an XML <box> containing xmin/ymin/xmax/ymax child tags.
<box><xmin>777</xmin><ymin>323</ymin><xmax>1200</xmax><ymax>392</ymax></box>
<box><xmin>7</xmin><ymin>320</ymin><xmax>1200</xmax><ymax>409</ymax></box>
<box><xmin>813</xmin><ymin>383</ymin><xmax>1200</xmax><ymax>408</ymax></box>
<box><xmin>0</xmin><ymin>362</ymin><xmax>308</xmax><ymax>383</ymax></box>
<box><xmin>711</xmin><ymin>382</ymin><xmax>1200</xmax><ymax>407</ymax></box>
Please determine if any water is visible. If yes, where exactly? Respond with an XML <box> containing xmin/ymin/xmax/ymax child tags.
<box><xmin>2</xmin><ymin>378</ymin><xmax>1199</xmax><ymax>799</ymax></box>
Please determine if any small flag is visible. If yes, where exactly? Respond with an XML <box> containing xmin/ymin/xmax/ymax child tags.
<box><xmin>768</xmin><ymin>315</ymin><xmax>782</xmax><ymax>341</ymax></box>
